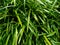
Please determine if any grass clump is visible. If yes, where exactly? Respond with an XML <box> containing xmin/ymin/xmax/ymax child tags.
<box><xmin>0</xmin><ymin>0</ymin><xmax>60</xmax><ymax>45</ymax></box>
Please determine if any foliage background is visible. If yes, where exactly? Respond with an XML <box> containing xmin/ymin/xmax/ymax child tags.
<box><xmin>0</xmin><ymin>0</ymin><xmax>60</xmax><ymax>45</ymax></box>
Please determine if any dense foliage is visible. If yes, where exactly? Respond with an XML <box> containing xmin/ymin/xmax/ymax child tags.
<box><xmin>0</xmin><ymin>0</ymin><xmax>60</xmax><ymax>45</ymax></box>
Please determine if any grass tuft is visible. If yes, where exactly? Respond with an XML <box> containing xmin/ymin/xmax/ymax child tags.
<box><xmin>0</xmin><ymin>0</ymin><xmax>60</xmax><ymax>45</ymax></box>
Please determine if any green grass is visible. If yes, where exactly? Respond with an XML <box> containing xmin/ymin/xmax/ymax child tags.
<box><xmin>0</xmin><ymin>0</ymin><xmax>60</xmax><ymax>45</ymax></box>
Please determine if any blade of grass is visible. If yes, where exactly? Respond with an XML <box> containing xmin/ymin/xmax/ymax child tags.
<box><xmin>43</xmin><ymin>35</ymin><xmax>52</xmax><ymax>45</ymax></box>
<box><xmin>15</xmin><ymin>10</ymin><xmax>22</xmax><ymax>27</ymax></box>
<box><xmin>18</xmin><ymin>25</ymin><xmax>25</xmax><ymax>44</ymax></box>
<box><xmin>51</xmin><ymin>0</ymin><xmax>57</xmax><ymax>10</ymax></box>
<box><xmin>32</xmin><ymin>12</ymin><xmax>39</xmax><ymax>23</ymax></box>
<box><xmin>5</xmin><ymin>34</ymin><xmax>10</xmax><ymax>45</ymax></box>
<box><xmin>52</xmin><ymin>25</ymin><xmax>59</xmax><ymax>37</ymax></box>
<box><xmin>38</xmin><ymin>16</ymin><xmax>45</xmax><ymax>24</ymax></box>
<box><xmin>47</xmin><ymin>31</ymin><xmax>56</xmax><ymax>37</ymax></box>
<box><xmin>12</xmin><ymin>27</ymin><xmax>18</xmax><ymax>45</ymax></box>
<box><xmin>0</xmin><ymin>5</ymin><xmax>14</xmax><ymax>10</ymax></box>
<box><xmin>27</xmin><ymin>9</ymin><xmax>31</xmax><ymax>32</ymax></box>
